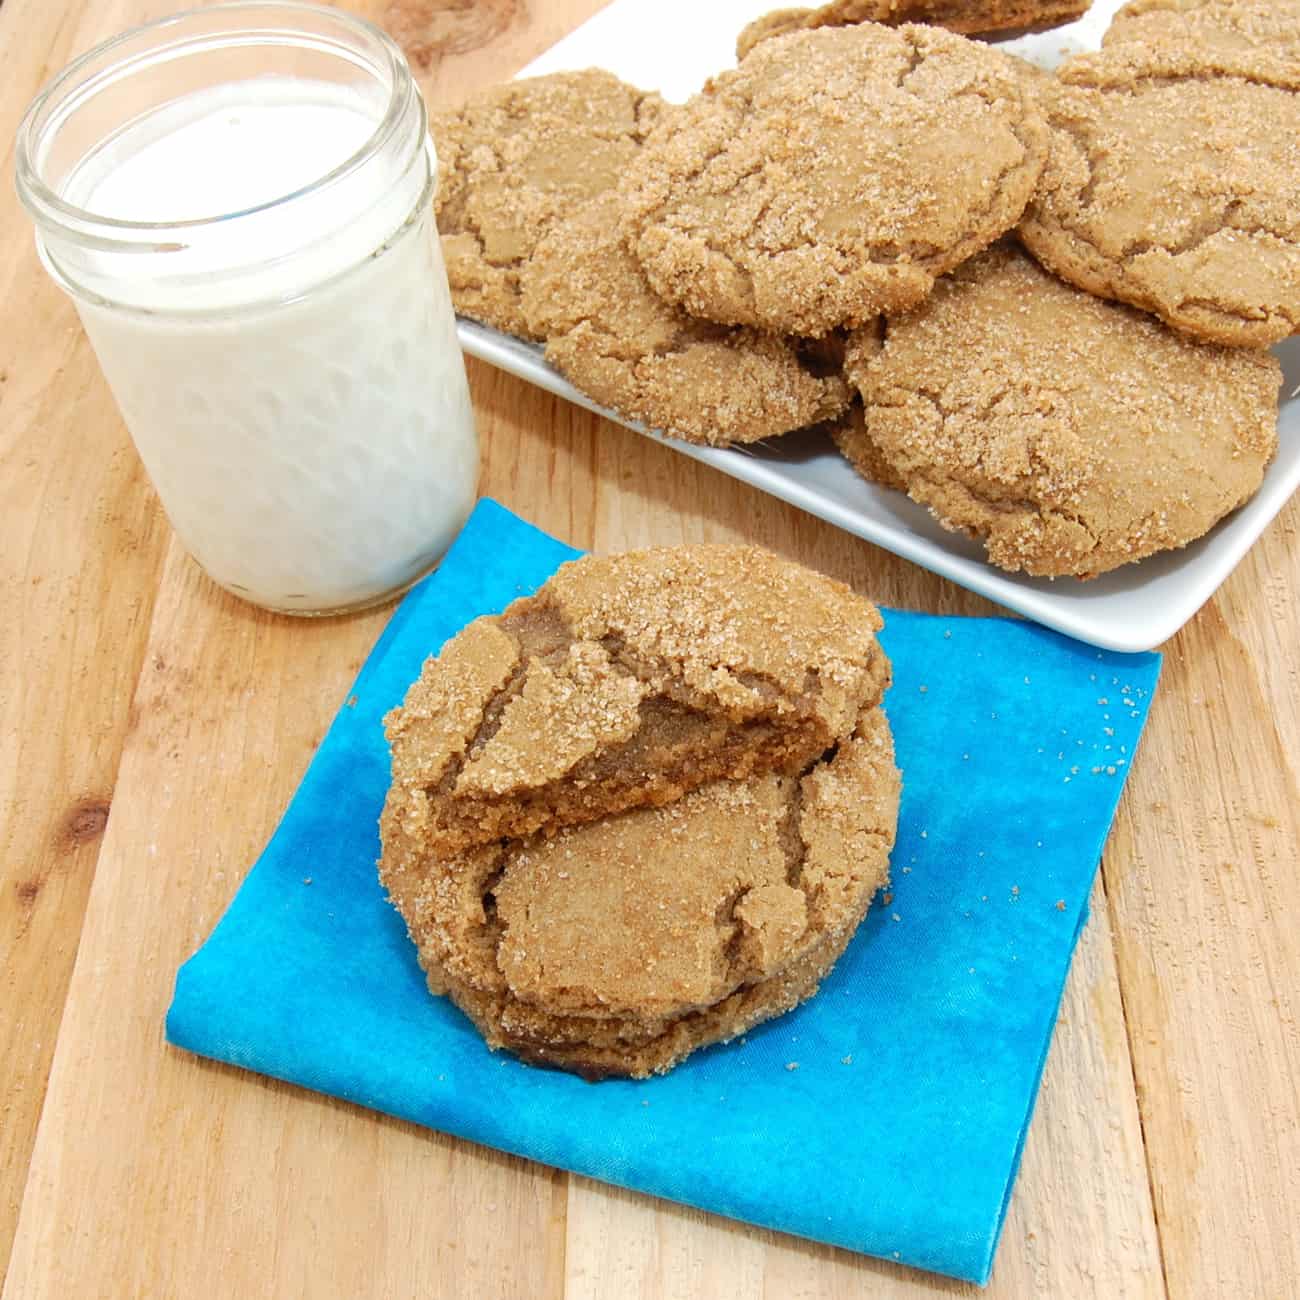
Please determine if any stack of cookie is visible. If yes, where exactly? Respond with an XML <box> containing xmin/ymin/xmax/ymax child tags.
<box><xmin>424</xmin><ymin>0</ymin><xmax>1293</xmax><ymax>582</ymax></box>
<box><xmin>379</xmin><ymin>546</ymin><xmax>900</xmax><ymax>1078</ymax></box>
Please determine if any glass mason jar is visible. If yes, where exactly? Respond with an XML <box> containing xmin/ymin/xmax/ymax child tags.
<box><xmin>15</xmin><ymin>1</ymin><xmax>479</xmax><ymax>615</ymax></box>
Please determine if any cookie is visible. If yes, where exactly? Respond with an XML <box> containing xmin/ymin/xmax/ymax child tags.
<box><xmin>619</xmin><ymin>24</ymin><xmax>1048</xmax><ymax>337</ymax></box>
<box><xmin>845</xmin><ymin>242</ymin><xmax>1281</xmax><ymax>578</ymax></box>
<box><xmin>1104</xmin><ymin>0</ymin><xmax>1300</xmax><ymax>69</ymax></box>
<box><xmin>431</xmin><ymin>70</ymin><xmax>664</xmax><ymax>338</ymax></box>
<box><xmin>829</xmin><ymin>402</ymin><xmax>909</xmax><ymax>493</ymax></box>
<box><xmin>1018</xmin><ymin>43</ymin><xmax>1300</xmax><ymax>347</ymax></box>
<box><xmin>520</xmin><ymin>193</ymin><xmax>850</xmax><ymax>445</ymax></box>
<box><xmin>431</xmin><ymin>911</ymin><xmax>860</xmax><ymax>1078</ymax></box>
<box><xmin>440</xmin><ymin>901</ymin><xmax>864</xmax><ymax>1078</ymax></box>
<box><xmin>736</xmin><ymin>0</ymin><xmax>1091</xmax><ymax>59</ymax></box>
<box><xmin>381</xmin><ymin>705</ymin><xmax>900</xmax><ymax>1078</ymax></box>
<box><xmin>382</xmin><ymin>545</ymin><xmax>891</xmax><ymax>854</ymax></box>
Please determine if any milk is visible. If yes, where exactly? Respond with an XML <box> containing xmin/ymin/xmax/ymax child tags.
<box><xmin>45</xmin><ymin>77</ymin><xmax>478</xmax><ymax>613</ymax></box>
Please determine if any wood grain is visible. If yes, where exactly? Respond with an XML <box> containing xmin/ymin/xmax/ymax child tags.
<box><xmin>1103</xmin><ymin>532</ymin><xmax>1300</xmax><ymax>1298</ymax></box>
<box><xmin>4</xmin><ymin>541</ymin><xmax>567</xmax><ymax>1299</ymax></box>
<box><xmin>1</xmin><ymin>1</ymin><xmax>1297</xmax><ymax>1298</ymax></box>
<box><xmin>0</xmin><ymin>0</ymin><xmax>185</xmax><ymax>1280</ymax></box>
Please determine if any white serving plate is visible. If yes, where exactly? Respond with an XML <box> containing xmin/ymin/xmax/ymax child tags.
<box><xmin>456</xmin><ymin>0</ymin><xmax>1300</xmax><ymax>653</ymax></box>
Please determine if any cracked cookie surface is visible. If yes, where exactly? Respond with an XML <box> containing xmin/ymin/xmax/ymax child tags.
<box><xmin>1104</xmin><ymin>0</ymin><xmax>1300</xmax><ymax>70</ymax></box>
<box><xmin>845</xmin><ymin>242</ymin><xmax>1281</xmax><ymax>578</ymax></box>
<box><xmin>381</xmin><ymin>544</ymin><xmax>891</xmax><ymax>855</ymax></box>
<box><xmin>381</xmin><ymin>705</ymin><xmax>899</xmax><ymax>1078</ymax></box>
<box><xmin>1019</xmin><ymin>43</ymin><xmax>1300</xmax><ymax>347</ymax></box>
<box><xmin>735</xmin><ymin>0</ymin><xmax>1091</xmax><ymax>60</ymax></box>
<box><xmin>520</xmin><ymin>192</ymin><xmax>850</xmax><ymax>445</ymax></box>
<box><xmin>430</xmin><ymin>70</ymin><xmax>663</xmax><ymax>338</ymax></box>
<box><xmin>618</xmin><ymin>24</ymin><xmax>1049</xmax><ymax>338</ymax></box>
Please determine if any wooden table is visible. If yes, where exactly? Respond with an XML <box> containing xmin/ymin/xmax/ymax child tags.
<box><xmin>2</xmin><ymin>2</ymin><xmax>1297</xmax><ymax>1296</ymax></box>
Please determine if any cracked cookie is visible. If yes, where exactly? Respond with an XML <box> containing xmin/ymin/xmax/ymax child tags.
<box><xmin>845</xmin><ymin>242</ymin><xmax>1281</xmax><ymax>578</ymax></box>
<box><xmin>736</xmin><ymin>0</ymin><xmax>1091</xmax><ymax>60</ymax></box>
<box><xmin>619</xmin><ymin>23</ymin><xmax>1049</xmax><ymax>338</ymax></box>
<box><xmin>1018</xmin><ymin>43</ymin><xmax>1300</xmax><ymax>347</ymax></box>
<box><xmin>431</xmin><ymin>70</ymin><xmax>664</xmax><ymax>338</ymax></box>
<box><xmin>519</xmin><ymin>192</ymin><xmax>850</xmax><ymax>445</ymax></box>
<box><xmin>381</xmin><ymin>704</ymin><xmax>899</xmax><ymax>1077</ymax></box>
<box><xmin>1104</xmin><ymin>0</ymin><xmax>1300</xmax><ymax>69</ymax></box>
<box><xmin>382</xmin><ymin>544</ymin><xmax>891</xmax><ymax>855</ymax></box>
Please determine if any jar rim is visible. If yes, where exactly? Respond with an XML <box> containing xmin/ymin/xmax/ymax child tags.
<box><xmin>15</xmin><ymin>0</ymin><xmax>416</xmax><ymax>249</ymax></box>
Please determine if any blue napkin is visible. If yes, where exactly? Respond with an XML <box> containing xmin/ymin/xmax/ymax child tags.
<box><xmin>167</xmin><ymin>499</ymin><xmax>1160</xmax><ymax>1285</ymax></box>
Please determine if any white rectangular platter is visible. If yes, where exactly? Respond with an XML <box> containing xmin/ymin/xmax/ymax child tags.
<box><xmin>456</xmin><ymin>0</ymin><xmax>1300</xmax><ymax>653</ymax></box>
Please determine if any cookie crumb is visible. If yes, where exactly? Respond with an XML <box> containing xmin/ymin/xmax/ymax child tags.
<box><xmin>882</xmin><ymin>892</ymin><xmax>894</xmax><ymax>906</ymax></box>
<box><xmin>841</xmin><ymin>1055</ymin><xmax>853</xmax><ymax>1066</ymax></box>
<box><xmin>786</xmin><ymin>1061</ymin><xmax>799</xmax><ymax>1072</ymax></box>
<box><xmin>302</xmin><ymin>877</ymin><xmax>312</xmax><ymax>886</ymax></box>
<box><xmin>346</xmin><ymin>695</ymin><xmax>358</xmax><ymax>709</ymax></box>
<box><xmin>1056</xmin><ymin>900</ymin><xmax>1067</xmax><ymax>911</ymax></box>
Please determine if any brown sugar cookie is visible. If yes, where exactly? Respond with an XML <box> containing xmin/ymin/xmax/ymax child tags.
<box><xmin>430</xmin><ymin>70</ymin><xmax>663</xmax><ymax>338</ymax></box>
<box><xmin>619</xmin><ymin>24</ymin><xmax>1049</xmax><ymax>337</ymax></box>
<box><xmin>1104</xmin><ymin>0</ymin><xmax>1300</xmax><ymax>69</ymax></box>
<box><xmin>442</xmin><ymin>921</ymin><xmax>857</xmax><ymax>1079</ymax></box>
<box><xmin>1018</xmin><ymin>43</ymin><xmax>1300</xmax><ymax>347</ymax></box>
<box><xmin>845</xmin><ymin>243</ymin><xmax>1281</xmax><ymax>578</ymax></box>
<box><xmin>520</xmin><ymin>193</ymin><xmax>850</xmax><ymax>445</ymax></box>
<box><xmin>380</xmin><ymin>705</ymin><xmax>900</xmax><ymax>1078</ymax></box>
<box><xmin>829</xmin><ymin>402</ymin><xmax>909</xmax><ymax>493</ymax></box>
<box><xmin>736</xmin><ymin>0</ymin><xmax>1091</xmax><ymax>60</ymax></box>
<box><xmin>381</xmin><ymin>545</ymin><xmax>891</xmax><ymax>855</ymax></box>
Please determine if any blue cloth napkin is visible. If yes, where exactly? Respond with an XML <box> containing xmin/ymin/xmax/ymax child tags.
<box><xmin>167</xmin><ymin>499</ymin><xmax>1160</xmax><ymax>1285</ymax></box>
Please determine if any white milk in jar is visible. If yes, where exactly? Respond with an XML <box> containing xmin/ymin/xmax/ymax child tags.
<box><xmin>16</xmin><ymin>4</ymin><xmax>478</xmax><ymax>614</ymax></box>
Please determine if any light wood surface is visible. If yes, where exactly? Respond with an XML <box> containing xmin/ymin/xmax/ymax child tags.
<box><xmin>1</xmin><ymin>2</ymin><xmax>1296</xmax><ymax>1297</ymax></box>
